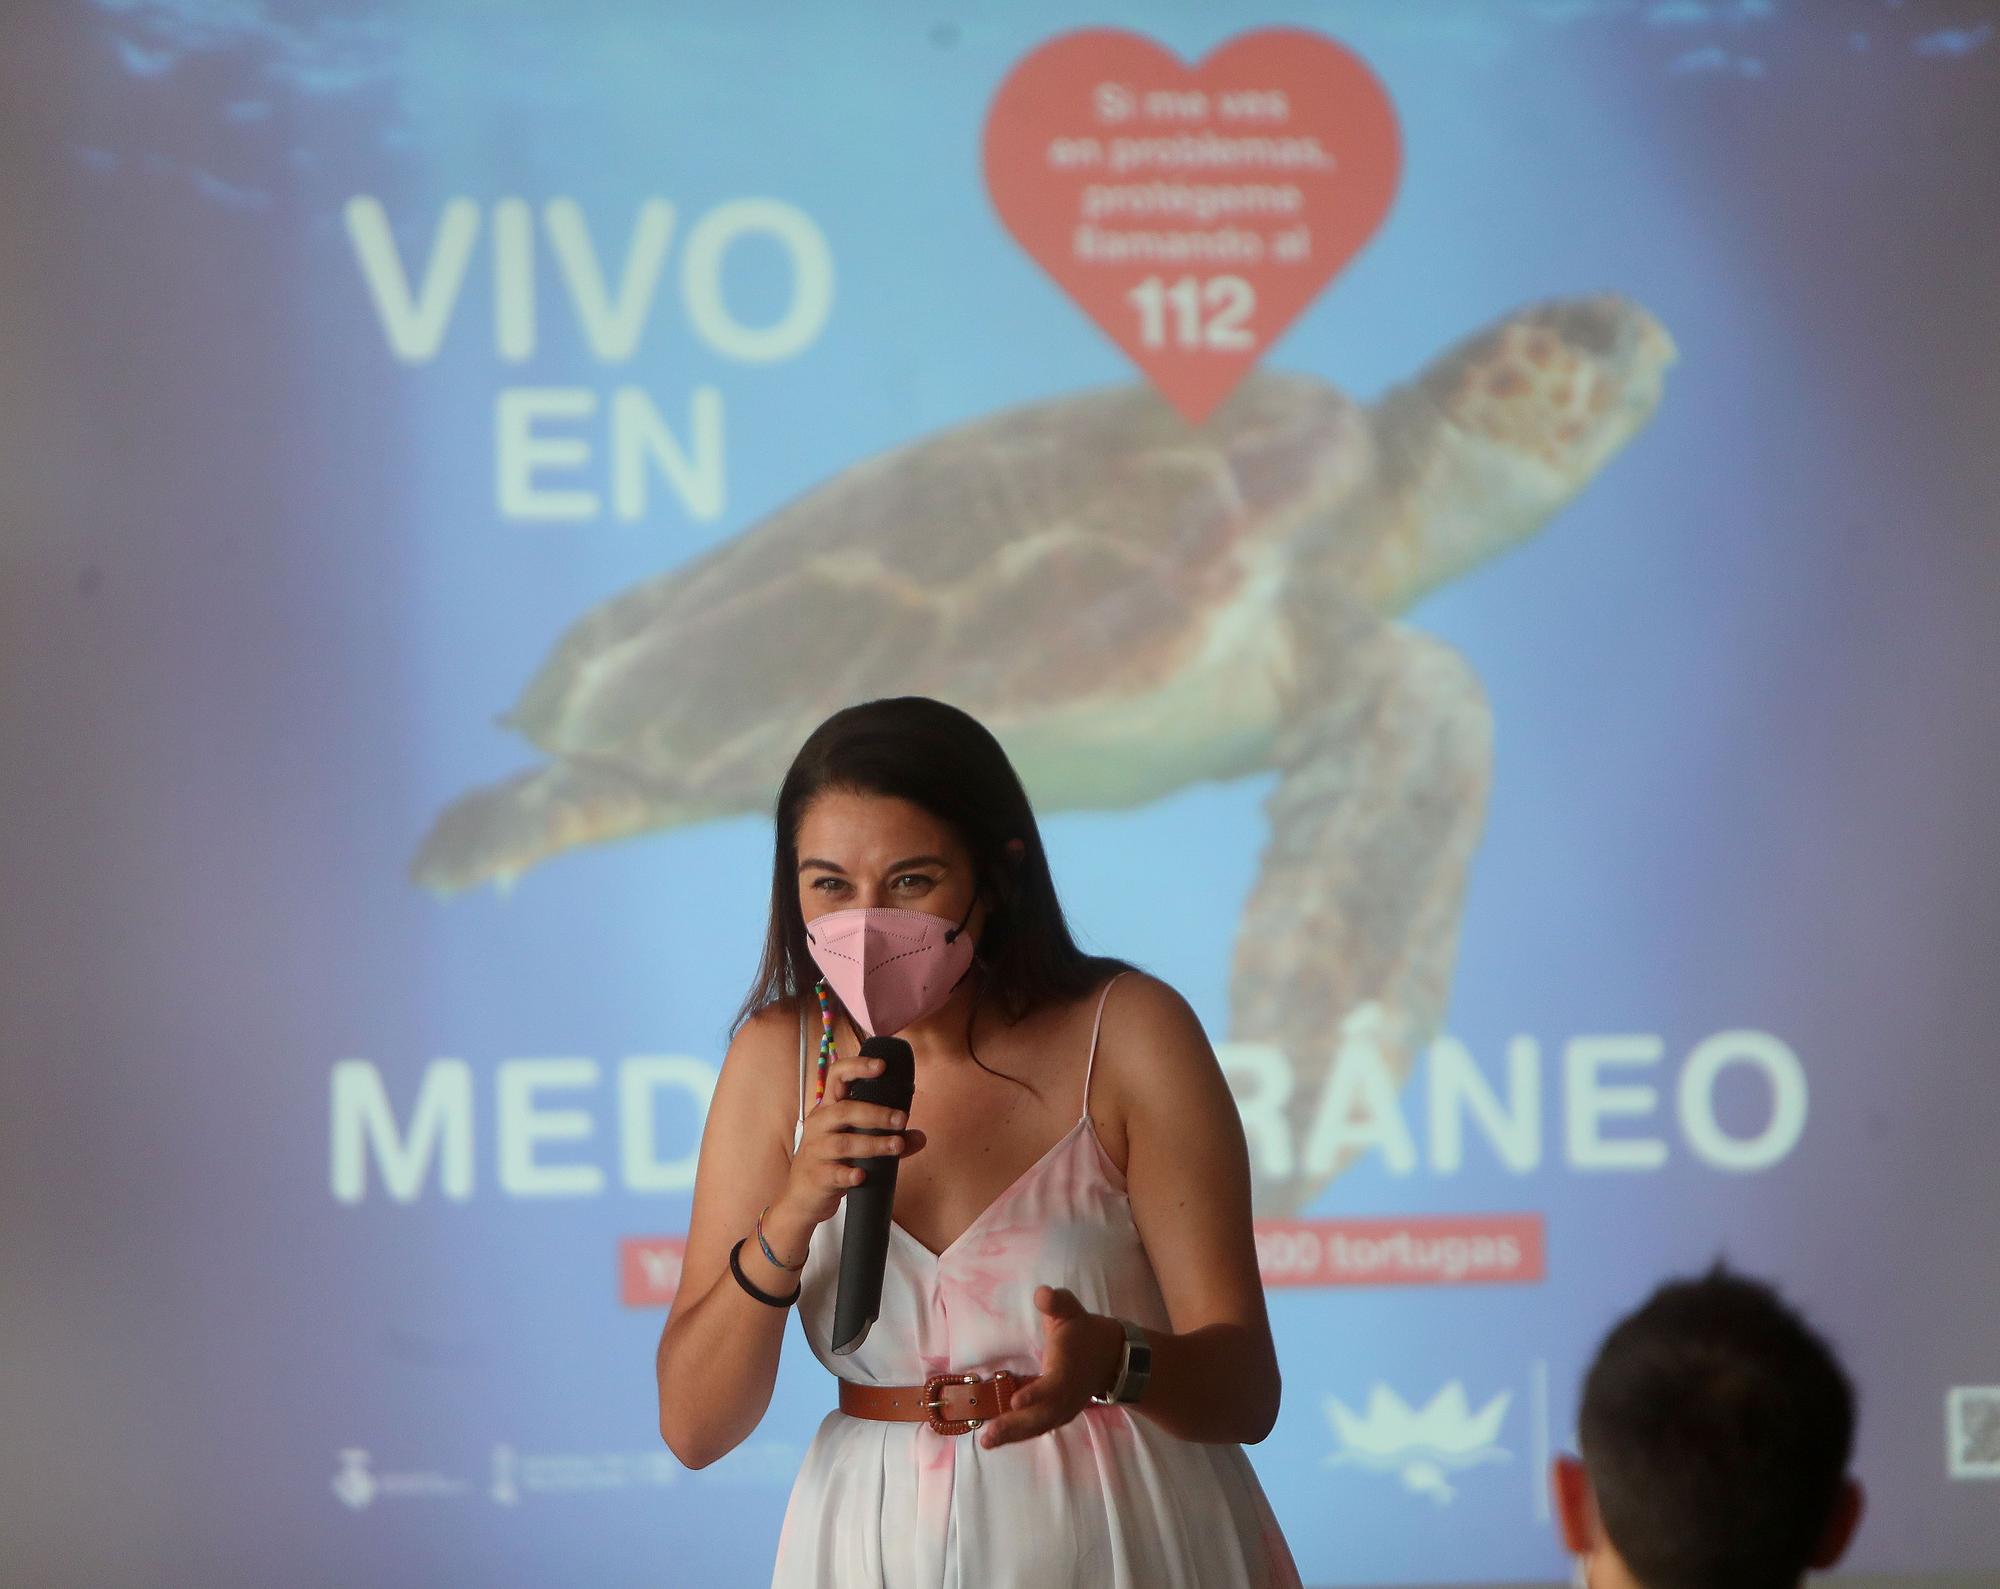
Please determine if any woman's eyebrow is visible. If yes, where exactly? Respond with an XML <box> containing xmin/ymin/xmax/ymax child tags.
<box><xmin>881</xmin><ymin>855</ymin><xmax>947</xmax><ymax>875</ymax></box>
<box><xmin>797</xmin><ymin>857</ymin><xmax>846</xmax><ymax>874</ymax></box>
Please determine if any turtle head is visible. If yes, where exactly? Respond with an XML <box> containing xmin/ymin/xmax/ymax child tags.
<box><xmin>1364</xmin><ymin>295</ymin><xmax>1677</xmax><ymax>608</ymax></box>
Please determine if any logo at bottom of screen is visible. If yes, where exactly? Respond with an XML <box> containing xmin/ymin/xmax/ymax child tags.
<box><xmin>1323</xmin><ymin>1367</ymin><xmax>1552</xmax><ymax>1512</ymax></box>
<box><xmin>331</xmin><ymin>1448</ymin><xmax>470</xmax><ymax>1510</ymax></box>
<box><xmin>1947</xmin><ymin>1386</ymin><xmax>2000</xmax><ymax>1480</ymax></box>
<box><xmin>489</xmin><ymin>1442</ymin><xmax>682</xmax><ymax>1504</ymax></box>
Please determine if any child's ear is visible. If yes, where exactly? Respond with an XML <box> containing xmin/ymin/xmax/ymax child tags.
<box><xmin>1550</xmin><ymin>1455</ymin><xmax>1595</xmax><ymax>1556</ymax></box>
<box><xmin>1810</xmin><ymin>1478</ymin><xmax>1864</xmax><ymax>1570</ymax></box>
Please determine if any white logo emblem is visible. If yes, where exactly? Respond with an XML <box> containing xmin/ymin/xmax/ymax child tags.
<box><xmin>1324</xmin><ymin>1381</ymin><xmax>1512</xmax><ymax>1504</ymax></box>
<box><xmin>332</xmin><ymin>1448</ymin><xmax>377</xmax><ymax>1511</ymax></box>
<box><xmin>1948</xmin><ymin>1387</ymin><xmax>2000</xmax><ymax>1480</ymax></box>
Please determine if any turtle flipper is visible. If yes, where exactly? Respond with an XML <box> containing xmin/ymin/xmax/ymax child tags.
<box><xmin>408</xmin><ymin>756</ymin><xmax>704</xmax><ymax>896</ymax></box>
<box><xmin>1229</xmin><ymin>615</ymin><xmax>1493</xmax><ymax>1216</ymax></box>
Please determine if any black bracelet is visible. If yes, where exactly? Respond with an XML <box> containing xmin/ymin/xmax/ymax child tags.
<box><xmin>729</xmin><ymin>1237</ymin><xmax>801</xmax><ymax>1308</ymax></box>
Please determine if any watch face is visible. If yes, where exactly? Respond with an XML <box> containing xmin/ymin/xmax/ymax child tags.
<box><xmin>1093</xmin><ymin>1318</ymin><xmax>1152</xmax><ymax>1404</ymax></box>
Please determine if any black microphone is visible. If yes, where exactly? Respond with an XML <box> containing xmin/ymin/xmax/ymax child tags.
<box><xmin>830</xmin><ymin>1034</ymin><xmax>914</xmax><ymax>1355</ymax></box>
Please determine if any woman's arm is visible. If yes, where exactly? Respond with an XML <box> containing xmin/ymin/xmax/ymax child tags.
<box><xmin>979</xmin><ymin>974</ymin><xmax>1281</xmax><ymax>1449</ymax></box>
<box><xmin>1113</xmin><ymin>974</ymin><xmax>1281</xmax><ymax>1444</ymax></box>
<box><xmin>654</xmin><ymin>1005</ymin><xmax>803</xmax><ymax>1468</ymax></box>
<box><xmin>656</xmin><ymin>1010</ymin><xmax>921</xmax><ymax>1468</ymax></box>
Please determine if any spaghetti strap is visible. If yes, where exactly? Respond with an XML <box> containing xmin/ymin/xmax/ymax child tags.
<box><xmin>793</xmin><ymin>1003</ymin><xmax>809</xmax><ymax>1154</ymax></box>
<box><xmin>1080</xmin><ymin>972</ymin><xmax>1128</xmax><ymax>1123</ymax></box>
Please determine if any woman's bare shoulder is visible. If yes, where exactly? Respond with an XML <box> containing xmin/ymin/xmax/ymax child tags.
<box><xmin>1090</xmin><ymin>970</ymin><xmax>1221</xmax><ymax>1099</ymax></box>
<box><xmin>712</xmin><ymin>995</ymin><xmax>812</xmax><ymax>1128</ymax></box>
<box><xmin>735</xmin><ymin>993</ymin><xmax>809</xmax><ymax>1043</ymax></box>
<box><xmin>1098</xmin><ymin>968</ymin><xmax>1203</xmax><ymax>1038</ymax></box>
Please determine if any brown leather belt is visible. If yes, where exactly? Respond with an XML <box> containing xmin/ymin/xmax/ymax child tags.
<box><xmin>838</xmin><ymin>1371</ymin><xmax>1038</xmax><ymax>1436</ymax></box>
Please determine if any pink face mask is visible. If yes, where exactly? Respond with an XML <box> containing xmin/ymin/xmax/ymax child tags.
<box><xmin>804</xmin><ymin>894</ymin><xmax>978</xmax><ymax>1037</ymax></box>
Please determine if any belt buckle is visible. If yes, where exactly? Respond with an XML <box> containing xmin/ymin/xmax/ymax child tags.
<box><xmin>921</xmin><ymin>1371</ymin><xmax>1013</xmax><ymax>1436</ymax></box>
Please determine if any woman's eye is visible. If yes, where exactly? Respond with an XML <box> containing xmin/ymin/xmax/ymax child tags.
<box><xmin>811</xmin><ymin>877</ymin><xmax>846</xmax><ymax>892</ymax></box>
<box><xmin>893</xmin><ymin>874</ymin><xmax>935</xmax><ymax>892</ymax></box>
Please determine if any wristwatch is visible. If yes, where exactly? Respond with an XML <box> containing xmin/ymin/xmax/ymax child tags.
<box><xmin>1090</xmin><ymin>1316</ymin><xmax>1152</xmax><ymax>1406</ymax></box>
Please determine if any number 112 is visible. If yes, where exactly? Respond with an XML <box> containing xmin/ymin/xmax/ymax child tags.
<box><xmin>1126</xmin><ymin>275</ymin><xmax>1256</xmax><ymax>351</ymax></box>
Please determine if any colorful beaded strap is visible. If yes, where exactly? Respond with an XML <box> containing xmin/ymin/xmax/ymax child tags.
<box><xmin>812</xmin><ymin>977</ymin><xmax>836</xmax><ymax>1107</ymax></box>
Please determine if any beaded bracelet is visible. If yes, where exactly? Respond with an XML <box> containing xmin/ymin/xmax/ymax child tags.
<box><xmin>729</xmin><ymin>1238</ymin><xmax>801</xmax><ymax>1308</ymax></box>
<box><xmin>756</xmin><ymin>1204</ymin><xmax>806</xmax><ymax>1272</ymax></box>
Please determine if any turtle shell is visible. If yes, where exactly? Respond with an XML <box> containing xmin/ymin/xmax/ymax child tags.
<box><xmin>501</xmin><ymin>372</ymin><xmax>1371</xmax><ymax>809</ymax></box>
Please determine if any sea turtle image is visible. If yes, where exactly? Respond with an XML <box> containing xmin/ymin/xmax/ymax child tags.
<box><xmin>412</xmin><ymin>294</ymin><xmax>1675</xmax><ymax>1214</ymax></box>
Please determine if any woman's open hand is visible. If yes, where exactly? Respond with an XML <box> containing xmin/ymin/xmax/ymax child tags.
<box><xmin>977</xmin><ymin>1286</ymin><xmax>1124</xmax><ymax>1450</ymax></box>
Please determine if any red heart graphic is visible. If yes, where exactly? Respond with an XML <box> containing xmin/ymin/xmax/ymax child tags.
<box><xmin>984</xmin><ymin>28</ymin><xmax>1400</xmax><ymax>425</ymax></box>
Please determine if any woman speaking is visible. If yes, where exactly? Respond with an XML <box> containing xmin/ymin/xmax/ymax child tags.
<box><xmin>656</xmin><ymin>696</ymin><xmax>1300</xmax><ymax>1588</ymax></box>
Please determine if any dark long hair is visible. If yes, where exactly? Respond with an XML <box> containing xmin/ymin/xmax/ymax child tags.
<box><xmin>732</xmin><ymin>697</ymin><xmax>1132</xmax><ymax>1059</ymax></box>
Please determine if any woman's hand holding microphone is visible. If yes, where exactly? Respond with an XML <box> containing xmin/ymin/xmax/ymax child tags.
<box><xmin>753</xmin><ymin>1052</ymin><xmax>928</xmax><ymax>1277</ymax></box>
